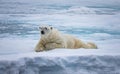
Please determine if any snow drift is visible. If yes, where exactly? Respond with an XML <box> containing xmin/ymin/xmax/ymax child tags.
<box><xmin>0</xmin><ymin>55</ymin><xmax>120</xmax><ymax>74</ymax></box>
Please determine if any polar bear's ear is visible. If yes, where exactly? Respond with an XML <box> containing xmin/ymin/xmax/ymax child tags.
<box><xmin>50</xmin><ymin>27</ymin><xmax>53</xmax><ymax>30</ymax></box>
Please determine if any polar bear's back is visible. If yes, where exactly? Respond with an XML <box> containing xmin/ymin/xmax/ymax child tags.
<box><xmin>63</xmin><ymin>34</ymin><xmax>83</xmax><ymax>49</ymax></box>
<box><xmin>63</xmin><ymin>34</ymin><xmax>74</xmax><ymax>48</ymax></box>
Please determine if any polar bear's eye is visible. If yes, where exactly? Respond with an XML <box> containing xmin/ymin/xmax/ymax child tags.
<box><xmin>45</xmin><ymin>27</ymin><xmax>47</xmax><ymax>30</ymax></box>
<box><xmin>51</xmin><ymin>27</ymin><xmax>52</xmax><ymax>30</ymax></box>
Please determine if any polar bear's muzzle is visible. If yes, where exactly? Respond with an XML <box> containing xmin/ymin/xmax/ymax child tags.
<box><xmin>41</xmin><ymin>31</ymin><xmax>45</xmax><ymax>34</ymax></box>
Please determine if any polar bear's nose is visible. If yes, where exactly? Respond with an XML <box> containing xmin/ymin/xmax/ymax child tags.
<box><xmin>41</xmin><ymin>31</ymin><xmax>44</xmax><ymax>34</ymax></box>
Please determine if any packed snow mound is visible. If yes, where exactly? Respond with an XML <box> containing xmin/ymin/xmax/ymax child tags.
<box><xmin>0</xmin><ymin>55</ymin><xmax>120</xmax><ymax>74</ymax></box>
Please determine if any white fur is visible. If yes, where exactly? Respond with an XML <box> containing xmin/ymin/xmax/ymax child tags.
<box><xmin>35</xmin><ymin>26</ymin><xmax>97</xmax><ymax>52</ymax></box>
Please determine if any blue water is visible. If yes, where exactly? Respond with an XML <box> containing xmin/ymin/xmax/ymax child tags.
<box><xmin>0</xmin><ymin>0</ymin><xmax>120</xmax><ymax>39</ymax></box>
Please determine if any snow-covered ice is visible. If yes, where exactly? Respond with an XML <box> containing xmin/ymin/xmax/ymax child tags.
<box><xmin>0</xmin><ymin>0</ymin><xmax>120</xmax><ymax>74</ymax></box>
<box><xmin>0</xmin><ymin>55</ymin><xmax>120</xmax><ymax>74</ymax></box>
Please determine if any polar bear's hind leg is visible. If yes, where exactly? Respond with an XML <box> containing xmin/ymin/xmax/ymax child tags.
<box><xmin>84</xmin><ymin>42</ymin><xmax>97</xmax><ymax>49</ymax></box>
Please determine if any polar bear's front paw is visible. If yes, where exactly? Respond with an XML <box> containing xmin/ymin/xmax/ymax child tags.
<box><xmin>35</xmin><ymin>47</ymin><xmax>44</xmax><ymax>52</ymax></box>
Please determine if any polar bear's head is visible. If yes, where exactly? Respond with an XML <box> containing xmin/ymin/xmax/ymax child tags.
<box><xmin>39</xmin><ymin>25</ymin><xmax>53</xmax><ymax>36</ymax></box>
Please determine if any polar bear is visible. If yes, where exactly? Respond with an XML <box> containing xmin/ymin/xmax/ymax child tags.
<box><xmin>35</xmin><ymin>25</ymin><xmax>97</xmax><ymax>52</ymax></box>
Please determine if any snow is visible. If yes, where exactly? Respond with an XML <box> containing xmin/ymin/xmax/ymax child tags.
<box><xmin>0</xmin><ymin>0</ymin><xmax>120</xmax><ymax>73</ymax></box>
<box><xmin>0</xmin><ymin>54</ymin><xmax>120</xmax><ymax>74</ymax></box>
